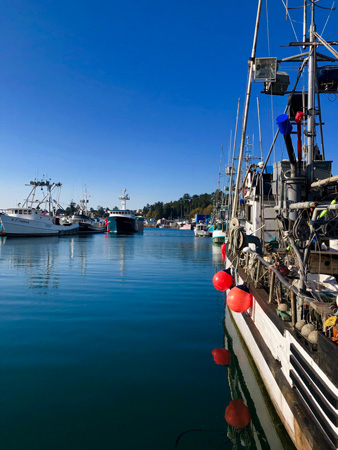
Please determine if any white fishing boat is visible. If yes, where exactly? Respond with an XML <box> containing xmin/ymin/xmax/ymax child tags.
<box><xmin>217</xmin><ymin>2</ymin><xmax>338</xmax><ymax>449</ymax></box>
<box><xmin>0</xmin><ymin>180</ymin><xmax>79</xmax><ymax>236</ymax></box>
<box><xmin>194</xmin><ymin>221</ymin><xmax>211</xmax><ymax>237</ymax></box>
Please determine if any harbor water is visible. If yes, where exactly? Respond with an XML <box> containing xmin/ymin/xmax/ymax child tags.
<box><xmin>0</xmin><ymin>229</ymin><xmax>291</xmax><ymax>450</ymax></box>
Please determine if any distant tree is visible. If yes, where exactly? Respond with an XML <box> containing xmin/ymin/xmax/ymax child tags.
<box><xmin>189</xmin><ymin>207</ymin><xmax>203</xmax><ymax>219</ymax></box>
<box><xmin>202</xmin><ymin>204</ymin><xmax>213</xmax><ymax>215</ymax></box>
<box><xmin>96</xmin><ymin>205</ymin><xmax>105</xmax><ymax>217</ymax></box>
<box><xmin>143</xmin><ymin>192</ymin><xmax>214</xmax><ymax>221</ymax></box>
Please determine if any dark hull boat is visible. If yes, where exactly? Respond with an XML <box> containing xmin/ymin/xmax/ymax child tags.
<box><xmin>70</xmin><ymin>214</ymin><xmax>106</xmax><ymax>233</ymax></box>
<box><xmin>107</xmin><ymin>189</ymin><xmax>144</xmax><ymax>234</ymax></box>
<box><xmin>107</xmin><ymin>215</ymin><xmax>143</xmax><ymax>234</ymax></box>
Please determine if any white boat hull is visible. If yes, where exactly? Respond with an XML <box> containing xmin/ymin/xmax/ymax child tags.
<box><xmin>226</xmin><ymin>260</ymin><xmax>338</xmax><ymax>450</ymax></box>
<box><xmin>212</xmin><ymin>229</ymin><xmax>226</xmax><ymax>243</ymax></box>
<box><xmin>0</xmin><ymin>214</ymin><xmax>78</xmax><ymax>236</ymax></box>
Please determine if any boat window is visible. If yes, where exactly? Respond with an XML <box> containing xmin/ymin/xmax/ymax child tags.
<box><xmin>19</xmin><ymin>210</ymin><xmax>22</xmax><ymax>214</ymax></box>
<box><xmin>28</xmin><ymin>210</ymin><xmax>31</xmax><ymax>214</ymax></box>
<box><xmin>23</xmin><ymin>210</ymin><xmax>27</xmax><ymax>214</ymax></box>
<box><xmin>15</xmin><ymin>210</ymin><xmax>18</xmax><ymax>214</ymax></box>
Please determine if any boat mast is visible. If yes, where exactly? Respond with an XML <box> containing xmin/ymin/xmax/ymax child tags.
<box><xmin>256</xmin><ymin>97</ymin><xmax>263</xmax><ymax>162</ymax></box>
<box><xmin>306</xmin><ymin>1</ymin><xmax>316</xmax><ymax>190</ymax></box>
<box><xmin>228</xmin><ymin>98</ymin><xmax>241</xmax><ymax>215</ymax></box>
<box><xmin>119</xmin><ymin>189</ymin><xmax>130</xmax><ymax>211</ymax></box>
<box><xmin>231</xmin><ymin>0</ymin><xmax>263</xmax><ymax>220</ymax></box>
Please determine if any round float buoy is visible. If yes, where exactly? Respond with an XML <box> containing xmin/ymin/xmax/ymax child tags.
<box><xmin>212</xmin><ymin>348</ymin><xmax>230</xmax><ymax>366</ymax></box>
<box><xmin>225</xmin><ymin>399</ymin><xmax>251</xmax><ymax>430</ymax></box>
<box><xmin>227</xmin><ymin>285</ymin><xmax>253</xmax><ymax>313</ymax></box>
<box><xmin>212</xmin><ymin>270</ymin><xmax>233</xmax><ymax>291</ymax></box>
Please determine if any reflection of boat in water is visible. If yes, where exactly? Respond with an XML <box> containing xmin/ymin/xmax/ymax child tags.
<box><xmin>224</xmin><ymin>310</ymin><xmax>293</xmax><ymax>449</ymax></box>
<box><xmin>0</xmin><ymin>180</ymin><xmax>78</xmax><ymax>236</ymax></box>
<box><xmin>107</xmin><ymin>189</ymin><xmax>144</xmax><ymax>234</ymax></box>
<box><xmin>0</xmin><ymin>236</ymin><xmax>61</xmax><ymax>292</ymax></box>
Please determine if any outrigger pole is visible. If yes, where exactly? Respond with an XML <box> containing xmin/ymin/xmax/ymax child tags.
<box><xmin>231</xmin><ymin>0</ymin><xmax>262</xmax><ymax>220</ymax></box>
<box><xmin>228</xmin><ymin>98</ymin><xmax>240</xmax><ymax>215</ymax></box>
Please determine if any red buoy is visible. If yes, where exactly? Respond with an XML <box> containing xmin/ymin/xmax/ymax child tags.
<box><xmin>225</xmin><ymin>399</ymin><xmax>251</xmax><ymax>430</ymax></box>
<box><xmin>212</xmin><ymin>348</ymin><xmax>230</xmax><ymax>366</ymax></box>
<box><xmin>227</xmin><ymin>285</ymin><xmax>253</xmax><ymax>313</ymax></box>
<box><xmin>221</xmin><ymin>243</ymin><xmax>226</xmax><ymax>254</ymax></box>
<box><xmin>212</xmin><ymin>270</ymin><xmax>232</xmax><ymax>291</ymax></box>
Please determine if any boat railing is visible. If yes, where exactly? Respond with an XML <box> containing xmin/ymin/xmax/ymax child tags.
<box><xmin>240</xmin><ymin>247</ymin><xmax>314</xmax><ymax>327</ymax></box>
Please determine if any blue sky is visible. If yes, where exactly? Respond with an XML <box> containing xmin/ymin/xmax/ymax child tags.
<box><xmin>1</xmin><ymin>1</ymin><xmax>337</xmax><ymax>210</ymax></box>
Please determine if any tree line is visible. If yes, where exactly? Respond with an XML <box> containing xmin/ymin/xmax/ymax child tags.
<box><xmin>142</xmin><ymin>192</ymin><xmax>215</xmax><ymax>220</ymax></box>
<box><xmin>61</xmin><ymin>192</ymin><xmax>216</xmax><ymax>220</ymax></box>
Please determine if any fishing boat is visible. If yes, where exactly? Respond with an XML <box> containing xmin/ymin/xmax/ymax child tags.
<box><xmin>0</xmin><ymin>180</ymin><xmax>79</xmax><ymax>236</ymax></box>
<box><xmin>180</xmin><ymin>221</ymin><xmax>194</xmax><ymax>230</ymax></box>
<box><xmin>211</xmin><ymin>220</ymin><xmax>227</xmax><ymax>243</ymax></box>
<box><xmin>69</xmin><ymin>213</ymin><xmax>106</xmax><ymax>233</ymax></box>
<box><xmin>68</xmin><ymin>192</ymin><xmax>106</xmax><ymax>233</ymax></box>
<box><xmin>219</xmin><ymin>2</ymin><xmax>338</xmax><ymax>449</ymax></box>
<box><xmin>194</xmin><ymin>221</ymin><xmax>211</xmax><ymax>237</ymax></box>
<box><xmin>107</xmin><ymin>189</ymin><xmax>144</xmax><ymax>234</ymax></box>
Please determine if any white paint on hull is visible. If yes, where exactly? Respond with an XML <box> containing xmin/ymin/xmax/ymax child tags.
<box><xmin>225</xmin><ymin>312</ymin><xmax>288</xmax><ymax>449</ymax></box>
<box><xmin>228</xmin><ymin>307</ymin><xmax>296</xmax><ymax>438</ymax></box>
<box><xmin>1</xmin><ymin>214</ymin><xmax>78</xmax><ymax>235</ymax></box>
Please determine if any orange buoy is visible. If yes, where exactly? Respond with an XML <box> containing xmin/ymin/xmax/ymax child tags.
<box><xmin>212</xmin><ymin>348</ymin><xmax>230</xmax><ymax>366</ymax></box>
<box><xmin>227</xmin><ymin>285</ymin><xmax>253</xmax><ymax>313</ymax></box>
<box><xmin>225</xmin><ymin>399</ymin><xmax>251</xmax><ymax>430</ymax></box>
<box><xmin>212</xmin><ymin>270</ymin><xmax>232</xmax><ymax>291</ymax></box>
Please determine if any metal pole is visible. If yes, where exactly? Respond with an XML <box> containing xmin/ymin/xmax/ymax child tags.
<box><xmin>316</xmin><ymin>76</ymin><xmax>325</xmax><ymax>160</ymax></box>
<box><xmin>257</xmin><ymin>97</ymin><xmax>263</xmax><ymax>162</ymax></box>
<box><xmin>306</xmin><ymin>2</ymin><xmax>316</xmax><ymax>189</ymax></box>
<box><xmin>232</xmin><ymin>0</ymin><xmax>263</xmax><ymax>220</ymax></box>
<box><xmin>260</xmin><ymin>58</ymin><xmax>307</xmax><ymax>174</ymax></box>
<box><xmin>303</xmin><ymin>0</ymin><xmax>307</xmax><ymax>50</ymax></box>
<box><xmin>228</xmin><ymin>98</ymin><xmax>241</xmax><ymax>214</ymax></box>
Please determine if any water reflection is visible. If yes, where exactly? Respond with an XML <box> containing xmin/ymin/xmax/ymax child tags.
<box><xmin>0</xmin><ymin>236</ymin><xmax>60</xmax><ymax>294</ymax></box>
<box><xmin>104</xmin><ymin>233</ymin><xmax>136</xmax><ymax>276</ymax></box>
<box><xmin>223</xmin><ymin>311</ymin><xmax>293</xmax><ymax>450</ymax></box>
<box><xmin>175</xmin><ymin>311</ymin><xmax>292</xmax><ymax>449</ymax></box>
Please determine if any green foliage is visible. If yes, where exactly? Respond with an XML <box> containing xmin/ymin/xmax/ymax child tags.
<box><xmin>143</xmin><ymin>192</ymin><xmax>214</xmax><ymax>220</ymax></box>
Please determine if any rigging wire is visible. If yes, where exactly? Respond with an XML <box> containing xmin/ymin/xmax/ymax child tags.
<box><xmin>308</xmin><ymin>0</ymin><xmax>335</xmax><ymax>10</ymax></box>
<box><xmin>281</xmin><ymin>0</ymin><xmax>300</xmax><ymax>42</ymax></box>
<box><xmin>321</xmin><ymin>1</ymin><xmax>336</xmax><ymax>35</ymax></box>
